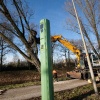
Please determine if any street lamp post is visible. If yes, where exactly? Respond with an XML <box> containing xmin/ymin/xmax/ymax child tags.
<box><xmin>72</xmin><ymin>0</ymin><xmax>98</xmax><ymax>95</ymax></box>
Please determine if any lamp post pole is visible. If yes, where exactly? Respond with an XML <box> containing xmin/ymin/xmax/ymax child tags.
<box><xmin>72</xmin><ymin>0</ymin><xmax>98</xmax><ymax>95</ymax></box>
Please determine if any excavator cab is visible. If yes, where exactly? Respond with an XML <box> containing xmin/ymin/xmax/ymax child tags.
<box><xmin>90</xmin><ymin>54</ymin><xmax>100</xmax><ymax>67</ymax></box>
<box><xmin>79</xmin><ymin>53</ymin><xmax>100</xmax><ymax>69</ymax></box>
<box><xmin>80</xmin><ymin>53</ymin><xmax>86</xmax><ymax>69</ymax></box>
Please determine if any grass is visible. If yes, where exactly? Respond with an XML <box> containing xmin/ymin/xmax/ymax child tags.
<box><xmin>0</xmin><ymin>70</ymin><xmax>40</xmax><ymax>86</ymax></box>
<box><xmin>29</xmin><ymin>83</ymin><xmax>100</xmax><ymax>100</ymax></box>
<box><xmin>54</xmin><ymin>84</ymin><xmax>94</xmax><ymax>100</ymax></box>
<box><xmin>0</xmin><ymin>70</ymin><xmax>41</xmax><ymax>90</ymax></box>
<box><xmin>0</xmin><ymin>81</ymin><xmax>40</xmax><ymax>90</ymax></box>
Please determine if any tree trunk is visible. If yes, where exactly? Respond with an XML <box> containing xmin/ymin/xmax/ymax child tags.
<box><xmin>67</xmin><ymin>50</ymin><xmax>70</xmax><ymax>67</ymax></box>
<box><xmin>79</xmin><ymin>18</ymin><xmax>99</xmax><ymax>57</ymax></box>
<box><xmin>0</xmin><ymin>37</ymin><xmax>3</xmax><ymax>71</ymax></box>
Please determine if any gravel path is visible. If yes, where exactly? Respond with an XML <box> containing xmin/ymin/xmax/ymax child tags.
<box><xmin>0</xmin><ymin>79</ymin><xmax>88</xmax><ymax>100</ymax></box>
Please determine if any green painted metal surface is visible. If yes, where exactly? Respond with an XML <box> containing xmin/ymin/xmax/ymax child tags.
<box><xmin>40</xmin><ymin>19</ymin><xmax>54</xmax><ymax>100</ymax></box>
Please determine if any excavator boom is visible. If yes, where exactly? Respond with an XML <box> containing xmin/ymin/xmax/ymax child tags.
<box><xmin>51</xmin><ymin>35</ymin><xmax>81</xmax><ymax>67</ymax></box>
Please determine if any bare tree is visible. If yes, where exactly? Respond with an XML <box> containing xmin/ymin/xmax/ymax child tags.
<box><xmin>0</xmin><ymin>0</ymin><xmax>40</xmax><ymax>72</ymax></box>
<box><xmin>70</xmin><ymin>39</ymin><xmax>93</xmax><ymax>53</ymax></box>
<box><xmin>58</xmin><ymin>44</ymin><xmax>69</xmax><ymax>67</ymax></box>
<box><xmin>52</xmin><ymin>40</ymin><xmax>72</xmax><ymax>67</ymax></box>
<box><xmin>0</xmin><ymin>27</ymin><xmax>14</xmax><ymax>71</ymax></box>
<box><xmin>65</xmin><ymin>0</ymin><xmax>100</xmax><ymax>56</ymax></box>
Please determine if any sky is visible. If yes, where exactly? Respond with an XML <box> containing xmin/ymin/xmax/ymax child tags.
<box><xmin>6</xmin><ymin>0</ymin><xmax>82</xmax><ymax>63</ymax></box>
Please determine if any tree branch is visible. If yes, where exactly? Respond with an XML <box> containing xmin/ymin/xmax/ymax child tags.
<box><xmin>0</xmin><ymin>24</ymin><xmax>19</xmax><ymax>37</ymax></box>
<box><xmin>0</xmin><ymin>32</ymin><xmax>32</xmax><ymax>63</ymax></box>
<box><xmin>13</xmin><ymin>0</ymin><xmax>30</xmax><ymax>30</ymax></box>
<box><xmin>13</xmin><ymin>0</ymin><xmax>25</xmax><ymax>35</ymax></box>
<box><xmin>0</xmin><ymin>1</ymin><xmax>32</xmax><ymax>50</ymax></box>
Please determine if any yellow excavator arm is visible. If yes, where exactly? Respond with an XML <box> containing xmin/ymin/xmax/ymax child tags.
<box><xmin>51</xmin><ymin>35</ymin><xmax>81</xmax><ymax>67</ymax></box>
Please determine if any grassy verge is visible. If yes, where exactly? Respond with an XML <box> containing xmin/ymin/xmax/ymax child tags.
<box><xmin>0</xmin><ymin>77</ymin><xmax>68</xmax><ymax>90</ymax></box>
<box><xmin>0</xmin><ymin>81</ymin><xmax>41</xmax><ymax>90</ymax></box>
<box><xmin>29</xmin><ymin>83</ymin><xmax>100</xmax><ymax>100</ymax></box>
<box><xmin>55</xmin><ymin>83</ymin><xmax>100</xmax><ymax>100</ymax></box>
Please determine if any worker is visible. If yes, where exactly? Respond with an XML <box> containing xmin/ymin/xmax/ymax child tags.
<box><xmin>28</xmin><ymin>30</ymin><xmax>38</xmax><ymax>56</ymax></box>
<box><xmin>84</xmin><ymin>54</ymin><xmax>88</xmax><ymax>69</ymax></box>
<box><xmin>0</xmin><ymin>89</ymin><xmax>7</xmax><ymax>95</ymax></box>
<box><xmin>53</xmin><ymin>69</ymin><xmax>58</xmax><ymax>82</ymax></box>
<box><xmin>27</xmin><ymin>29</ymin><xmax>40</xmax><ymax>67</ymax></box>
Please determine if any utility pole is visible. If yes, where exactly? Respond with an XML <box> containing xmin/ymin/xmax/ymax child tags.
<box><xmin>72</xmin><ymin>0</ymin><xmax>98</xmax><ymax>95</ymax></box>
<box><xmin>40</xmin><ymin>19</ymin><xmax>54</xmax><ymax>100</ymax></box>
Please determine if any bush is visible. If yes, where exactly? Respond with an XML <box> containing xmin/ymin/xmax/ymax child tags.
<box><xmin>1</xmin><ymin>61</ymin><xmax>38</xmax><ymax>71</ymax></box>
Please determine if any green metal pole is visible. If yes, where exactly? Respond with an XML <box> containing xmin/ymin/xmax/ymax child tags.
<box><xmin>40</xmin><ymin>19</ymin><xmax>54</xmax><ymax>100</ymax></box>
